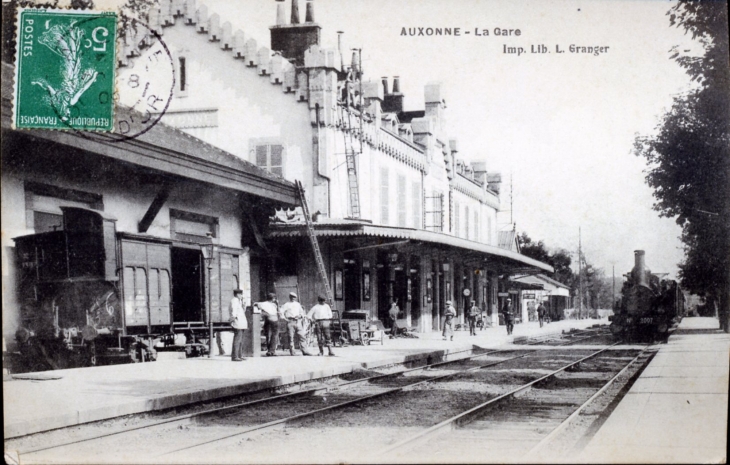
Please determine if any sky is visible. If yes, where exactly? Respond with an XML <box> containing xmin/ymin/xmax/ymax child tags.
<box><xmin>95</xmin><ymin>0</ymin><xmax>703</xmax><ymax>278</ymax></box>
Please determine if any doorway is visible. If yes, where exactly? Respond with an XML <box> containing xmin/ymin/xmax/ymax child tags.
<box><xmin>344</xmin><ymin>260</ymin><xmax>361</xmax><ymax>311</ymax></box>
<box><xmin>410</xmin><ymin>268</ymin><xmax>421</xmax><ymax>329</ymax></box>
<box><xmin>171</xmin><ymin>247</ymin><xmax>204</xmax><ymax>322</ymax></box>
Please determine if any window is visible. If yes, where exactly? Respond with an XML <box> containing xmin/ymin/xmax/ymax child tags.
<box><xmin>380</xmin><ymin>167</ymin><xmax>389</xmax><ymax>225</ymax></box>
<box><xmin>465</xmin><ymin>206</ymin><xmax>470</xmax><ymax>240</ymax></box>
<box><xmin>25</xmin><ymin>182</ymin><xmax>103</xmax><ymax>232</ymax></box>
<box><xmin>33</xmin><ymin>211</ymin><xmax>63</xmax><ymax>233</ymax></box>
<box><xmin>487</xmin><ymin>216</ymin><xmax>492</xmax><ymax>245</ymax></box>
<box><xmin>454</xmin><ymin>200</ymin><xmax>460</xmax><ymax>237</ymax></box>
<box><xmin>170</xmin><ymin>209</ymin><xmax>218</xmax><ymax>242</ymax></box>
<box><xmin>412</xmin><ymin>182</ymin><xmax>421</xmax><ymax>229</ymax></box>
<box><xmin>425</xmin><ymin>191</ymin><xmax>443</xmax><ymax>232</ymax></box>
<box><xmin>397</xmin><ymin>174</ymin><xmax>406</xmax><ymax>227</ymax></box>
<box><xmin>474</xmin><ymin>210</ymin><xmax>480</xmax><ymax>242</ymax></box>
<box><xmin>254</xmin><ymin>144</ymin><xmax>284</xmax><ymax>177</ymax></box>
<box><xmin>179</xmin><ymin>57</ymin><xmax>187</xmax><ymax>92</ymax></box>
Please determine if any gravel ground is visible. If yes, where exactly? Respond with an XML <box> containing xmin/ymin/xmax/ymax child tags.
<box><xmin>9</xmin><ymin>345</ymin><xmax>641</xmax><ymax>464</ymax></box>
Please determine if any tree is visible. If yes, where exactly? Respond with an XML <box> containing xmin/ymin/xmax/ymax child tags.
<box><xmin>634</xmin><ymin>0</ymin><xmax>730</xmax><ymax>331</ymax></box>
<box><xmin>517</xmin><ymin>233</ymin><xmax>575</xmax><ymax>286</ymax></box>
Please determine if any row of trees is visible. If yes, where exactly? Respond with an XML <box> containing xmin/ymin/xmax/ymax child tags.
<box><xmin>517</xmin><ymin>233</ymin><xmax>616</xmax><ymax>310</ymax></box>
<box><xmin>633</xmin><ymin>0</ymin><xmax>730</xmax><ymax>332</ymax></box>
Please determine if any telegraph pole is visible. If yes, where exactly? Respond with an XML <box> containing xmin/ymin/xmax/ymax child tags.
<box><xmin>578</xmin><ymin>227</ymin><xmax>584</xmax><ymax>319</ymax></box>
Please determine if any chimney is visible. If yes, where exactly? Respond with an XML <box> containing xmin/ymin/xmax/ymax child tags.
<box><xmin>472</xmin><ymin>161</ymin><xmax>488</xmax><ymax>185</ymax></box>
<box><xmin>276</xmin><ymin>0</ymin><xmax>286</xmax><ymax>26</ymax></box>
<box><xmin>382</xmin><ymin>76</ymin><xmax>404</xmax><ymax>113</ymax></box>
<box><xmin>487</xmin><ymin>173</ymin><xmax>502</xmax><ymax>194</ymax></box>
<box><xmin>362</xmin><ymin>79</ymin><xmax>383</xmax><ymax>121</ymax></box>
<box><xmin>270</xmin><ymin>0</ymin><xmax>321</xmax><ymax>67</ymax></box>
<box><xmin>290</xmin><ymin>0</ymin><xmax>300</xmax><ymax>24</ymax></box>
<box><xmin>381</xmin><ymin>77</ymin><xmax>389</xmax><ymax>95</ymax></box>
<box><xmin>633</xmin><ymin>250</ymin><xmax>649</xmax><ymax>287</ymax></box>
<box><xmin>351</xmin><ymin>50</ymin><xmax>359</xmax><ymax>78</ymax></box>
<box><xmin>305</xmin><ymin>0</ymin><xmax>315</xmax><ymax>23</ymax></box>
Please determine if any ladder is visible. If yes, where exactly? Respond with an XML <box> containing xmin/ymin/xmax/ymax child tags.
<box><xmin>345</xmin><ymin>147</ymin><xmax>360</xmax><ymax>218</ymax></box>
<box><xmin>295</xmin><ymin>180</ymin><xmax>334</xmax><ymax>305</ymax></box>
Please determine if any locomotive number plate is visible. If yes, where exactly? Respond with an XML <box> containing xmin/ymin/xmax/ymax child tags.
<box><xmin>639</xmin><ymin>317</ymin><xmax>653</xmax><ymax>324</ymax></box>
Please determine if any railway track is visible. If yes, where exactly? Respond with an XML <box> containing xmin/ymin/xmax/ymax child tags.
<box><xmin>378</xmin><ymin>345</ymin><xmax>653</xmax><ymax>463</ymax></box>
<box><xmin>8</xmin><ymin>327</ymin><xmax>624</xmax><ymax>463</ymax></box>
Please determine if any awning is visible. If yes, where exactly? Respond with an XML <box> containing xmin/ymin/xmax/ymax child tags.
<box><xmin>269</xmin><ymin>220</ymin><xmax>554</xmax><ymax>273</ymax></box>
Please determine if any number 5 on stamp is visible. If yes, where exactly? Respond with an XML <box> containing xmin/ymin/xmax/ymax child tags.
<box><xmin>13</xmin><ymin>8</ymin><xmax>117</xmax><ymax>131</ymax></box>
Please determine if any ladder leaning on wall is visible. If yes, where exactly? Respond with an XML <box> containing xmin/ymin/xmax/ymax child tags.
<box><xmin>295</xmin><ymin>180</ymin><xmax>335</xmax><ymax>306</ymax></box>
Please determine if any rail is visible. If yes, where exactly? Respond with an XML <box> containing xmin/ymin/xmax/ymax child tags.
<box><xmin>15</xmin><ymin>327</ymin><xmax>609</xmax><ymax>460</ymax></box>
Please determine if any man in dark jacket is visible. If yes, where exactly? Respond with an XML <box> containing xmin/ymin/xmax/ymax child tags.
<box><xmin>502</xmin><ymin>298</ymin><xmax>515</xmax><ymax>335</ymax></box>
<box><xmin>537</xmin><ymin>301</ymin><xmax>547</xmax><ymax>328</ymax></box>
<box><xmin>388</xmin><ymin>298</ymin><xmax>400</xmax><ymax>338</ymax></box>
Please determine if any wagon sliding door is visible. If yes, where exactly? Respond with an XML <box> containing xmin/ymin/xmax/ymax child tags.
<box><xmin>120</xmin><ymin>237</ymin><xmax>172</xmax><ymax>333</ymax></box>
<box><xmin>216</xmin><ymin>252</ymin><xmax>240</xmax><ymax>324</ymax></box>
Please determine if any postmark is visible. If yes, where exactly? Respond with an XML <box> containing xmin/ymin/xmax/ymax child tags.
<box><xmin>13</xmin><ymin>8</ymin><xmax>117</xmax><ymax>131</ymax></box>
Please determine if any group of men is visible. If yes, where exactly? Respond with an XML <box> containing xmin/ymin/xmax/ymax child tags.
<box><xmin>228</xmin><ymin>290</ymin><xmax>336</xmax><ymax>361</ymax></box>
<box><xmin>441</xmin><ymin>299</ymin><xmax>484</xmax><ymax>340</ymax></box>
<box><xmin>439</xmin><ymin>298</ymin><xmax>549</xmax><ymax>339</ymax></box>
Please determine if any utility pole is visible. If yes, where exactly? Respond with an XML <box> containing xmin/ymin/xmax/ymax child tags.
<box><xmin>612</xmin><ymin>264</ymin><xmax>615</xmax><ymax>307</ymax></box>
<box><xmin>578</xmin><ymin>227</ymin><xmax>584</xmax><ymax>320</ymax></box>
<box><xmin>510</xmin><ymin>172</ymin><xmax>514</xmax><ymax>227</ymax></box>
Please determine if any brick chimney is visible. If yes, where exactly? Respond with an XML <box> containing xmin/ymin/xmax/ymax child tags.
<box><xmin>382</xmin><ymin>76</ymin><xmax>404</xmax><ymax>113</ymax></box>
<box><xmin>270</xmin><ymin>0</ymin><xmax>321</xmax><ymax>67</ymax></box>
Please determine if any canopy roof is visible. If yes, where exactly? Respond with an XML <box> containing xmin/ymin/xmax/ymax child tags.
<box><xmin>269</xmin><ymin>220</ymin><xmax>554</xmax><ymax>273</ymax></box>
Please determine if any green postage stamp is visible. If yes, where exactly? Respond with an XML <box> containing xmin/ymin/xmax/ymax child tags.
<box><xmin>13</xmin><ymin>8</ymin><xmax>117</xmax><ymax>131</ymax></box>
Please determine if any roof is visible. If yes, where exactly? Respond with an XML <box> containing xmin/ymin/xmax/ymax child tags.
<box><xmin>498</xmin><ymin>230</ymin><xmax>520</xmax><ymax>252</ymax></box>
<box><xmin>512</xmin><ymin>274</ymin><xmax>569</xmax><ymax>289</ymax></box>
<box><xmin>1</xmin><ymin>62</ymin><xmax>297</xmax><ymax>206</ymax></box>
<box><xmin>269</xmin><ymin>221</ymin><xmax>554</xmax><ymax>273</ymax></box>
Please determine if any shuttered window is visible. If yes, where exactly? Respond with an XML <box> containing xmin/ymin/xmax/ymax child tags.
<box><xmin>254</xmin><ymin>144</ymin><xmax>284</xmax><ymax>177</ymax></box>
<box><xmin>454</xmin><ymin>201</ymin><xmax>460</xmax><ymax>237</ymax></box>
<box><xmin>465</xmin><ymin>206</ymin><xmax>470</xmax><ymax>240</ymax></box>
<box><xmin>397</xmin><ymin>174</ymin><xmax>406</xmax><ymax>227</ymax></box>
<box><xmin>487</xmin><ymin>216</ymin><xmax>492</xmax><ymax>244</ymax></box>
<box><xmin>474</xmin><ymin>210</ymin><xmax>480</xmax><ymax>242</ymax></box>
<box><xmin>380</xmin><ymin>167</ymin><xmax>389</xmax><ymax>225</ymax></box>
<box><xmin>412</xmin><ymin>181</ymin><xmax>421</xmax><ymax>229</ymax></box>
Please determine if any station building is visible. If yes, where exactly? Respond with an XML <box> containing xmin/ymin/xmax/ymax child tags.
<box><xmin>1</xmin><ymin>60</ymin><xmax>297</xmax><ymax>354</ymax></box>
<box><xmin>111</xmin><ymin>0</ymin><xmax>552</xmax><ymax>333</ymax></box>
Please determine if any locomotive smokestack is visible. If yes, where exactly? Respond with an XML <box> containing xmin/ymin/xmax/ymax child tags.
<box><xmin>634</xmin><ymin>250</ymin><xmax>648</xmax><ymax>287</ymax></box>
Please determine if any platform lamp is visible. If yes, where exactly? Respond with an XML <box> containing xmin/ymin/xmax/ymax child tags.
<box><xmin>201</xmin><ymin>241</ymin><xmax>217</xmax><ymax>358</ymax></box>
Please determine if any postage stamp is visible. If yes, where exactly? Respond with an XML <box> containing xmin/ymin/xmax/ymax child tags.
<box><xmin>12</xmin><ymin>8</ymin><xmax>117</xmax><ymax>131</ymax></box>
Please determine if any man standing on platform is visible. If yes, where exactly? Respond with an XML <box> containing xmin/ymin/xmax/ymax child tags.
<box><xmin>282</xmin><ymin>292</ymin><xmax>313</xmax><ymax>356</ymax></box>
<box><xmin>443</xmin><ymin>301</ymin><xmax>457</xmax><ymax>341</ymax></box>
<box><xmin>537</xmin><ymin>300</ymin><xmax>547</xmax><ymax>328</ymax></box>
<box><xmin>307</xmin><ymin>296</ymin><xmax>335</xmax><ymax>356</ymax></box>
<box><xmin>229</xmin><ymin>289</ymin><xmax>247</xmax><ymax>361</ymax></box>
<box><xmin>468</xmin><ymin>300</ymin><xmax>480</xmax><ymax>336</ymax></box>
<box><xmin>502</xmin><ymin>298</ymin><xmax>515</xmax><ymax>335</ymax></box>
<box><xmin>388</xmin><ymin>298</ymin><xmax>401</xmax><ymax>339</ymax></box>
<box><xmin>255</xmin><ymin>292</ymin><xmax>281</xmax><ymax>356</ymax></box>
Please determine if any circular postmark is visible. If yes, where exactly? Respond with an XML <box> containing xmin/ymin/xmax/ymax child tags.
<box><xmin>48</xmin><ymin>16</ymin><xmax>175</xmax><ymax>142</ymax></box>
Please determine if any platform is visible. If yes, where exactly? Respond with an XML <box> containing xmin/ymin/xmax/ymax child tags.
<box><xmin>2</xmin><ymin>318</ymin><xmax>599</xmax><ymax>439</ymax></box>
<box><xmin>579</xmin><ymin>316</ymin><xmax>729</xmax><ymax>464</ymax></box>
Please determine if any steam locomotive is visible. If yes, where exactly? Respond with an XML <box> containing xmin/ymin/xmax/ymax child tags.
<box><xmin>610</xmin><ymin>250</ymin><xmax>685</xmax><ymax>342</ymax></box>
<box><xmin>7</xmin><ymin>207</ymin><xmax>237</xmax><ymax>373</ymax></box>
